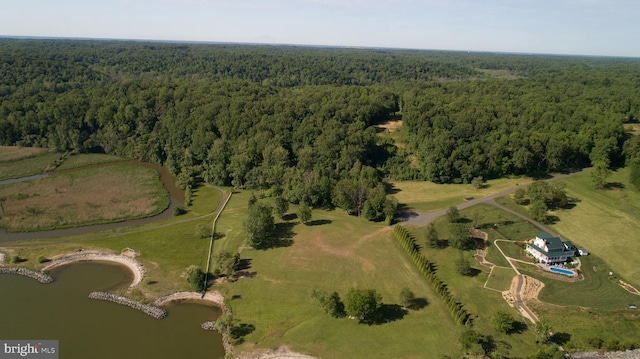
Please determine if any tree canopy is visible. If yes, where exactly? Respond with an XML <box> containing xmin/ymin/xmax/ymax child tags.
<box><xmin>1</xmin><ymin>38</ymin><xmax>638</xmax><ymax>202</ymax></box>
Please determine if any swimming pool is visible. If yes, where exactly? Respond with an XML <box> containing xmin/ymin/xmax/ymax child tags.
<box><xmin>549</xmin><ymin>267</ymin><xmax>576</xmax><ymax>276</ymax></box>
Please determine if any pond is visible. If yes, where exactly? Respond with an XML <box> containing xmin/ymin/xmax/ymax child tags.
<box><xmin>0</xmin><ymin>262</ymin><xmax>224</xmax><ymax>359</ymax></box>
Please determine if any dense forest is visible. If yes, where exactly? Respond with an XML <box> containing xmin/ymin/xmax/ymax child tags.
<box><xmin>2</xmin><ymin>39</ymin><xmax>640</xmax><ymax>217</ymax></box>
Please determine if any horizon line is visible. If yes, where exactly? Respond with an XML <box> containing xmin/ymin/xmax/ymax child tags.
<box><xmin>1</xmin><ymin>34</ymin><xmax>639</xmax><ymax>60</ymax></box>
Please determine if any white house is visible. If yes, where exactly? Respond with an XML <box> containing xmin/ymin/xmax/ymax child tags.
<box><xmin>526</xmin><ymin>231</ymin><xmax>577</xmax><ymax>264</ymax></box>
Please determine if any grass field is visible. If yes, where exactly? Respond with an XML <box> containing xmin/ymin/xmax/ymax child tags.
<box><xmin>391</xmin><ymin>177</ymin><xmax>532</xmax><ymax>213</ymax></box>
<box><xmin>0</xmin><ymin>146</ymin><xmax>48</xmax><ymax>162</ymax></box>
<box><xmin>523</xmin><ymin>255</ymin><xmax>639</xmax><ymax>309</ymax></box>
<box><xmin>55</xmin><ymin>153</ymin><xmax>126</xmax><ymax>170</ymax></box>
<box><xmin>4</xmin><ymin>157</ymin><xmax>639</xmax><ymax>357</ymax></box>
<box><xmin>0</xmin><ymin>152</ymin><xmax>61</xmax><ymax>180</ymax></box>
<box><xmin>493</xmin><ymin>168</ymin><xmax>640</xmax><ymax>289</ymax></box>
<box><xmin>0</xmin><ymin>165</ymin><xmax>169</xmax><ymax>231</ymax></box>
<box><xmin>522</xmin><ymin>253</ymin><xmax>640</xmax><ymax>351</ymax></box>
<box><xmin>211</xmin><ymin>192</ymin><xmax>469</xmax><ymax>358</ymax></box>
<box><xmin>485</xmin><ymin>266</ymin><xmax>516</xmax><ymax>292</ymax></box>
<box><xmin>408</xmin><ymin>224</ymin><xmax>539</xmax><ymax>356</ymax></box>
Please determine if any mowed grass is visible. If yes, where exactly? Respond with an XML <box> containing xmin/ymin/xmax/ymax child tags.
<box><xmin>522</xmin><ymin>254</ymin><xmax>640</xmax><ymax>350</ymax></box>
<box><xmin>0</xmin><ymin>152</ymin><xmax>60</xmax><ymax>180</ymax></box>
<box><xmin>530</xmin><ymin>302</ymin><xmax>640</xmax><ymax>353</ymax></box>
<box><xmin>0</xmin><ymin>146</ymin><xmax>48</xmax><ymax>162</ymax></box>
<box><xmin>540</xmin><ymin>168</ymin><xmax>640</xmax><ymax>288</ymax></box>
<box><xmin>522</xmin><ymin>255</ymin><xmax>639</xmax><ymax>309</ymax></box>
<box><xmin>485</xmin><ymin>266</ymin><xmax>516</xmax><ymax>292</ymax></box>
<box><xmin>55</xmin><ymin>153</ymin><xmax>126</xmax><ymax>170</ymax></box>
<box><xmin>213</xmin><ymin>192</ymin><xmax>464</xmax><ymax>358</ymax></box>
<box><xmin>0</xmin><ymin>165</ymin><xmax>169</xmax><ymax>231</ymax></box>
<box><xmin>391</xmin><ymin>177</ymin><xmax>532</xmax><ymax>212</ymax></box>
<box><xmin>408</xmin><ymin>225</ymin><xmax>539</xmax><ymax>356</ymax></box>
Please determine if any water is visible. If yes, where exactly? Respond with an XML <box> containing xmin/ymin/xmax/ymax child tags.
<box><xmin>549</xmin><ymin>266</ymin><xmax>575</xmax><ymax>276</ymax></box>
<box><xmin>0</xmin><ymin>262</ymin><xmax>224</xmax><ymax>359</ymax></box>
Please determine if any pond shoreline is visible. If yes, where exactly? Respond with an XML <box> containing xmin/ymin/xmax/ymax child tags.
<box><xmin>0</xmin><ymin>267</ymin><xmax>54</xmax><ymax>283</ymax></box>
<box><xmin>41</xmin><ymin>251</ymin><xmax>145</xmax><ymax>288</ymax></box>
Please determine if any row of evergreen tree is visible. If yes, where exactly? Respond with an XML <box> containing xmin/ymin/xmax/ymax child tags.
<box><xmin>392</xmin><ymin>225</ymin><xmax>471</xmax><ymax>325</ymax></box>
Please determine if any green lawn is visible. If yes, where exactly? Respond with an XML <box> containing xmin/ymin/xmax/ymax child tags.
<box><xmin>523</xmin><ymin>255</ymin><xmax>640</xmax><ymax>309</ymax></box>
<box><xmin>542</xmin><ymin>169</ymin><xmax>640</xmax><ymax>288</ymax></box>
<box><xmin>495</xmin><ymin>240</ymin><xmax>527</xmax><ymax>261</ymax></box>
<box><xmin>485</xmin><ymin>266</ymin><xmax>516</xmax><ymax>292</ymax></box>
<box><xmin>523</xmin><ymin>254</ymin><xmax>640</xmax><ymax>351</ymax></box>
<box><xmin>214</xmin><ymin>195</ymin><xmax>466</xmax><ymax>358</ymax></box>
<box><xmin>390</xmin><ymin>177</ymin><xmax>531</xmax><ymax>213</ymax></box>
<box><xmin>411</xmin><ymin>228</ymin><xmax>539</xmax><ymax>357</ymax></box>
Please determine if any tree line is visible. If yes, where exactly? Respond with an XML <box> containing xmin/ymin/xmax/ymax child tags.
<box><xmin>1</xmin><ymin>39</ymin><xmax>640</xmax><ymax>213</ymax></box>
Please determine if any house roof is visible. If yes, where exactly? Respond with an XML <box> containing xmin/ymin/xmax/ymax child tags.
<box><xmin>536</xmin><ymin>231</ymin><xmax>565</xmax><ymax>251</ymax></box>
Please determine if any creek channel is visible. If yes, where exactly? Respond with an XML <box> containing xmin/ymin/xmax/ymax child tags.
<box><xmin>0</xmin><ymin>160</ymin><xmax>185</xmax><ymax>242</ymax></box>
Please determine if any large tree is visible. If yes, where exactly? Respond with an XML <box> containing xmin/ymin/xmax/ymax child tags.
<box><xmin>345</xmin><ymin>288</ymin><xmax>382</xmax><ymax>322</ymax></box>
<box><xmin>492</xmin><ymin>310</ymin><xmax>516</xmax><ymax>334</ymax></box>
<box><xmin>243</xmin><ymin>202</ymin><xmax>275</xmax><ymax>249</ymax></box>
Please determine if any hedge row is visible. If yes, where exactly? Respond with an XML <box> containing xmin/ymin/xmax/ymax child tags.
<box><xmin>393</xmin><ymin>225</ymin><xmax>471</xmax><ymax>326</ymax></box>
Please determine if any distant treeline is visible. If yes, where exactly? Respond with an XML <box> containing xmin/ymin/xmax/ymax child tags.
<box><xmin>1</xmin><ymin>39</ymin><xmax>639</xmax><ymax>207</ymax></box>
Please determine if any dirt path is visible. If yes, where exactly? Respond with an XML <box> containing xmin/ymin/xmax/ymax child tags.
<box><xmin>238</xmin><ymin>346</ymin><xmax>317</xmax><ymax>359</ymax></box>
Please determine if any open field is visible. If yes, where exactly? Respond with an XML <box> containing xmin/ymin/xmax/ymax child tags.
<box><xmin>213</xmin><ymin>192</ymin><xmax>466</xmax><ymax>358</ymax></box>
<box><xmin>55</xmin><ymin>153</ymin><xmax>126</xmax><ymax>170</ymax></box>
<box><xmin>0</xmin><ymin>165</ymin><xmax>169</xmax><ymax>231</ymax></box>
<box><xmin>391</xmin><ymin>177</ymin><xmax>532</xmax><ymax>213</ymax></box>
<box><xmin>530</xmin><ymin>168</ymin><xmax>640</xmax><ymax>289</ymax></box>
<box><xmin>0</xmin><ymin>152</ymin><xmax>61</xmax><ymax>180</ymax></box>
<box><xmin>531</xmin><ymin>302</ymin><xmax>640</xmax><ymax>353</ymax></box>
<box><xmin>408</xmin><ymin>223</ymin><xmax>539</xmax><ymax>356</ymax></box>
<box><xmin>0</xmin><ymin>146</ymin><xmax>48</xmax><ymax>162</ymax></box>
<box><xmin>485</xmin><ymin>266</ymin><xmax>516</xmax><ymax>292</ymax></box>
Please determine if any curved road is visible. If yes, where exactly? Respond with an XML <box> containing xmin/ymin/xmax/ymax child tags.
<box><xmin>401</xmin><ymin>167</ymin><xmax>589</xmax><ymax>227</ymax></box>
<box><xmin>400</xmin><ymin>168</ymin><xmax>590</xmax><ymax>324</ymax></box>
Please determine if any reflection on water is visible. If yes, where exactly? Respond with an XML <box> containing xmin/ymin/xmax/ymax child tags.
<box><xmin>0</xmin><ymin>262</ymin><xmax>224</xmax><ymax>359</ymax></box>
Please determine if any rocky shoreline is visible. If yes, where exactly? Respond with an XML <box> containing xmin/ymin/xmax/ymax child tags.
<box><xmin>0</xmin><ymin>267</ymin><xmax>54</xmax><ymax>283</ymax></box>
<box><xmin>571</xmin><ymin>349</ymin><xmax>640</xmax><ymax>359</ymax></box>
<box><xmin>88</xmin><ymin>291</ymin><xmax>167</xmax><ymax>319</ymax></box>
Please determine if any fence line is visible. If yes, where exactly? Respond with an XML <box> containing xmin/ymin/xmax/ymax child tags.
<box><xmin>202</xmin><ymin>189</ymin><xmax>233</xmax><ymax>294</ymax></box>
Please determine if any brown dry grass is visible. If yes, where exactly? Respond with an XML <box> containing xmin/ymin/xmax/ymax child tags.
<box><xmin>0</xmin><ymin>146</ymin><xmax>48</xmax><ymax>162</ymax></box>
<box><xmin>0</xmin><ymin>165</ymin><xmax>168</xmax><ymax>231</ymax></box>
<box><xmin>374</xmin><ymin>119</ymin><xmax>403</xmax><ymax>132</ymax></box>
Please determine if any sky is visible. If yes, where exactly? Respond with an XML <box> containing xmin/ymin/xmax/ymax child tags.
<box><xmin>1</xmin><ymin>0</ymin><xmax>639</xmax><ymax>57</ymax></box>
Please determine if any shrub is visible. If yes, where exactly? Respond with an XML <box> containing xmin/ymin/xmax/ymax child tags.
<box><xmin>173</xmin><ymin>206</ymin><xmax>187</xmax><ymax>216</ymax></box>
<box><xmin>311</xmin><ymin>289</ymin><xmax>345</xmax><ymax>318</ymax></box>
<box><xmin>399</xmin><ymin>287</ymin><xmax>415</xmax><ymax>309</ymax></box>
<box><xmin>185</xmin><ymin>265</ymin><xmax>206</xmax><ymax>291</ymax></box>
